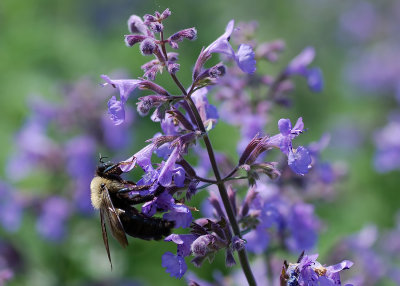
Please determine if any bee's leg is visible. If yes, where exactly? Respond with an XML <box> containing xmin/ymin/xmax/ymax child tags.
<box><xmin>116</xmin><ymin>190</ymin><xmax>156</xmax><ymax>205</ymax></box>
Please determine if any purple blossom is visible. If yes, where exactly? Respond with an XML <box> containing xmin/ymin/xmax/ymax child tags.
<box><xmin>158</xmin><ymin>146</ymin><xmax>182</xmax><ymax>186</ymax></box>
<box><xmin>271</xmin><ymin>117</ymin><xmax>312</xmax><ymax>175</ymax></box>
<box><xmin>165</xmin><ymin>234</ymin><xmax>197</xmax><ymax>257</ymax></box>
<box><xmin>201</xmin><ymin>20</ymin><xmax>256</xmax><ymax>74</ymax></box>
<box><xmin>163</xmin><ymin>204</ymin><xmax>193</xmax><ymax>228</ymax></box>
<box><xmin>120</xmin><ymin>143</ymin><xmax>157</xmax><ymax>172</ymax></box>
<box><xmin>142</xmin><ymin>191</ymin><xmax>174</xmax><ymax>217</ymax></box>
<box><xmin>161</xmin><ymin>252</ymin><xmax>187</xmax><ymax>279</ymax></box>
<box><xmin>288</xmin><ymin>146</ymin><xmax>312</xmax><ymax>175</ymax></box>
<box><xmin>101</xmin><ymin>75</ymin><xmax>141</xmax><ymax>125</ymax></box>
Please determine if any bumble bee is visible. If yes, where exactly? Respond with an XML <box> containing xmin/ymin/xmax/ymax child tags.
<box><xmin>90</xmin><ymin>158</ymin><xmax>175</xmax><ymax>268</ymax></box>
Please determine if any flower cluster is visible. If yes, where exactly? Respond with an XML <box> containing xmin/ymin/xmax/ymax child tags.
<box><xmin>339</xmin><ymin>1</ymin><xmax>400</xmax><ymax>173</ymax></box>
<box><xmin>95</xmin><ymin>9</ymin><xmax>350</xmax><ymax>285</ymax></box>
<box><xmin>328</xmin><ymin>213</ymin><xmax>400</xmax><ymax>285</ymax></box>
<box><xmin>3</xmin><ymin>78</ymin><xmax>134</xmax><ymax>243</ymax></box>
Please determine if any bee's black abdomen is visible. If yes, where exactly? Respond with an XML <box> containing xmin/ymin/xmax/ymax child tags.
<box><xmin>120</xmin><ymin>209</ymin><xmax>175</xmax><ymax>240</ymax></box>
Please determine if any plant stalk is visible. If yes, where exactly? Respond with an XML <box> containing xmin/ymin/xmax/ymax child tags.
<box><xmin>160</xmin><ymin>38</ymin><xmax>257</xmax><ymax>285</ymax></box>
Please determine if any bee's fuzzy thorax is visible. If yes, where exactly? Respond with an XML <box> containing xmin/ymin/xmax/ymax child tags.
<box><xmin>90</xmin><ymin>176</ymin><xmax>105</xmax><ymax>209</ymax></box>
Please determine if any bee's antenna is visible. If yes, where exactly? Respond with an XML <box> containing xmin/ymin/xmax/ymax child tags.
<box><xmin>99</xmin><ymin>153</ymin><xmax>108</xmax><ymax>163</ymax></box>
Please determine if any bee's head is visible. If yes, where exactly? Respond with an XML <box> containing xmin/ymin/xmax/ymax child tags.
<box><xmin>97</xmin><ymin>155</ymin><xmax>122</xmax><ymax>176</ymax></box>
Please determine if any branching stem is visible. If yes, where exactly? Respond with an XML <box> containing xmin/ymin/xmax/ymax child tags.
<box><xmin>159</xmin><ymin>39</ymin><xmax>257</xmax><ymax>286</ymax></box>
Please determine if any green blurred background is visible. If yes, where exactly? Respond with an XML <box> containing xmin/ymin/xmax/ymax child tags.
<box><xmin>1</xmin><ymin>0</ymin><xmax>399</xmax><ymax>285</ymax></box>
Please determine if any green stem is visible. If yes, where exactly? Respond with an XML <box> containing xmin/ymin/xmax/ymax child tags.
<box><xmin>197</xmin><ymin>176</ymin><xmax>249</xmax><ymax>190</ymax></box>
<box><xmin>185</xmin><ymin>89</ymin><xmax>257</xmax><ymax>286</ymax></box>
<box><xmin>160</xmin><ymin>40</ymin><xmax>257</xmax><ymax>285</ymax></box>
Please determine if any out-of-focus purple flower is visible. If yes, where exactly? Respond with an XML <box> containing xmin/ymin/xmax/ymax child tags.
<box><xmin>285</xmin><ymin>47</ymin><xmax>323</xmax><ymax>92</ymax></box>
<box><xmin>191</xmin><ymin>88</ymin><xmax>219</xmax><ymax>130</ymax></box>
<box><xmin>36</xmin><ymin>196</ymin><xmax>71</xmax><ymax>242</ymax></box>
<box><xmin>339</xmin><ymin>1</ymin><xmax>377</xmax><ymax>42</ymax></box>
<box><xmin>286</xmin><ymin>47</ymin><xmax>315</xmax><ymax>75</ymax></box>
<box><xmin>345</xmin><ymin>44</ymin><xmax>400</xmax><ymax>93</ymax></box>
<box><xmin>65</xmin><ymin>136</ymin><xmax>96</xmax><ymax>213</ymax></box>
<box><xmin>0</xmin><ymin>267</ymin><xmax>13</xmax><ymax>285</ymax></box>
<box><xmin>373</xmin><ymin>115</ymin><xmax>400</xmax><ymax>172</ymax></box>
<box><xmin>101</xmin><ymin>109</ymin><xmax>133</xmax><ymax>150</ymax></box>
<box><xmin>6</xmin><ymin>116</ymin><xmax>60</xmax><ymax>181</ymax></box>
<box><xmin>0</xmin><ymin>183</ymin><xmax>24</xmax><ymax>233</ymax></box>
<box><xmin>161</xmin><ymin>252</ymin><xmax>187</xmax><ymax>279</ymax></box>
<box><xmin>286</xmin><ymin>203</ymin><xmax>319</xmax><ymax>252</ymax></box>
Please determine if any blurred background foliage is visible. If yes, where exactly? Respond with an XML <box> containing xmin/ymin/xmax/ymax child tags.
<box><xmin>0</xmin><ymin>0</ymin><xmax>399</xmax><ymax>285</ymax></box>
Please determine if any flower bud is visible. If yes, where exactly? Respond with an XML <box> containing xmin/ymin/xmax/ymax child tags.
<box><xmin>169</xmin><ymin>28</ymin><xmax>197</xmax><ymax>43</ymax></box>
<box><xmin>225</xmin><ymin>249</ymin><xmax>236</xmax><ymax>267</ymax></box>
<box><xmin>231</xmin><ymin>236</ymin><xmax>245</xmax><ymax>251</ymax></box>
<box><xmin>167</xmin><ymin>63</ymin><xmax>180</xmax><ymax>74</ymax></box>
<box><xmin>160</xmin><ymin>8</ymin><xmax>171</xmax><ymax>20</ymax></box>
<box><xmin>137</xmin><ymin>98</ymin><xmax>153</xmax><ymax>116</ymax></box>
<box><xmin>139</xmin><ymin>80</ymin><xmax>169</xmax><ymax>96</ymax></box>
<box><xmin>143</xmin><ymin>14</ymin><xmax>157</xmax><ymax>24</ymax></box>
<box><xmin>127</xmin><ymin>15</ymin><xmax>147</xmax><ymax>34</ymax></box>
<box><xmin>140</xmin><ymin>38</ymin><xmax>156</xmax><ymax>55</ymax></box>
<box><xmin>191</xmin><ymin>234</ymin><xmax>215</xmax><ymax>257</ymax></box>
<box><xmin>149</xmin><ymin>22</ymin><xmax>163</xmax><ymax>33</ymax></box>
<box><xmin>124</xmin><ymin>35</ymin><xmax>146</xmax><ymax>47</ymax></box>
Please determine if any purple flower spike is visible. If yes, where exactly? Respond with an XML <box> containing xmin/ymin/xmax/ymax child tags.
<box><xmin>288</xmin><ymin>146</ymin><xmax>312</xmax><ymax>175</ymax></box>
<box><xmin>161</xmin><ymin>252</ymin><xmax>187</xmax><ymax>279</ymax></box>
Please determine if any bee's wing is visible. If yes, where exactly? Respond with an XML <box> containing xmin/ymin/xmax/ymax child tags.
<box><xmin>100</xmin><ymin>207</ymin><xmax>112</xmax><ymax>269</ymax></box>
<box><xmin>101</xmin><ymin>185</ymin><xmax>129</xmax><ymax>248</ymax></box>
